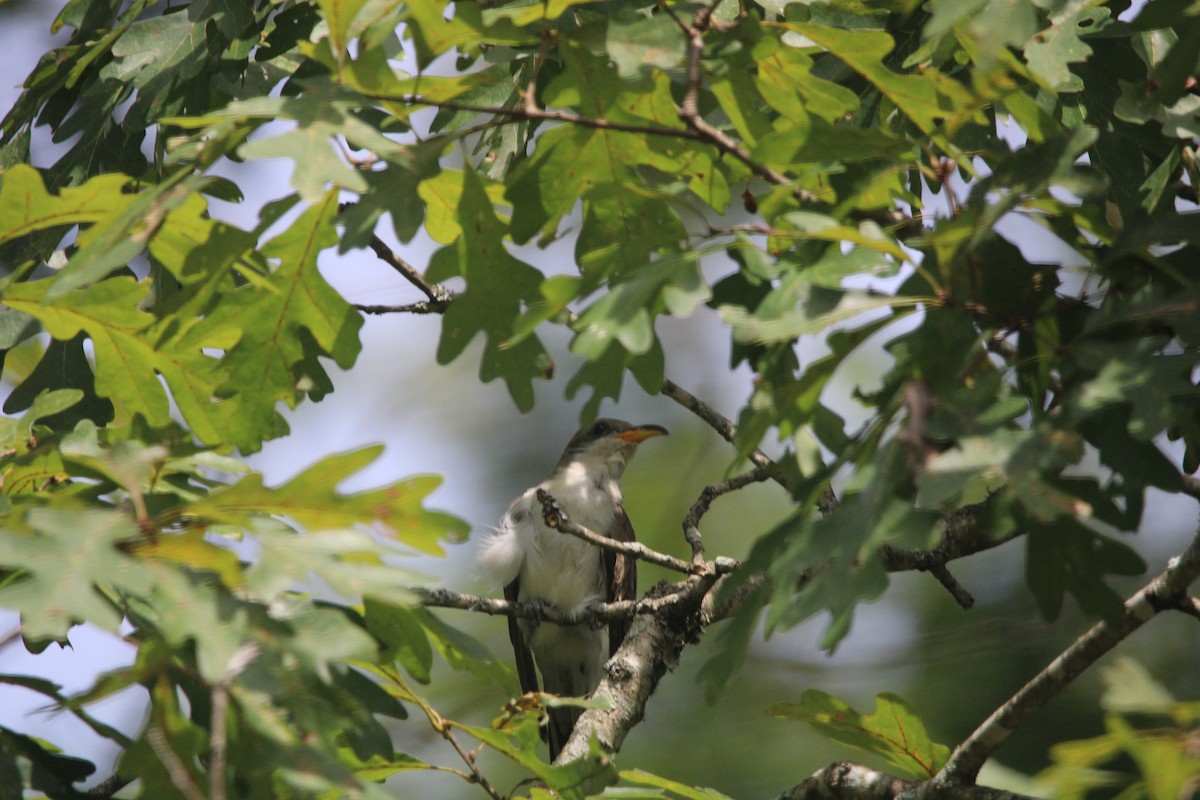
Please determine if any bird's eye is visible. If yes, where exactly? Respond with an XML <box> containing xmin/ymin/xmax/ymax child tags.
<box><xmin>591</xmin><ymin>420</ymin><xmax>613</xmax><ymax>436</ymax></box>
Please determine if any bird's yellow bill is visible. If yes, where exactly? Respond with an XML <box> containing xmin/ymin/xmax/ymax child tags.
<box><xmin>616</xmin><ymin>426</ymin><xmax>668</xmax><ymax>443</ymax></box>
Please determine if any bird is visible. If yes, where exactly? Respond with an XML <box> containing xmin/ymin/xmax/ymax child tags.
<box><xmin>477</xmin><ymin>418</ymin><xmax>668</xmax><ymax>760</ymax></box>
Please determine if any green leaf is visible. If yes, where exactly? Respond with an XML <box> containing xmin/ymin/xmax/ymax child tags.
<box><xmin>457</xmin><ymin>716</ymin><xmax>616</xmax><ymax>798</ymax></box>
<box><xmin>781</xmin><ymin>22</ymin><xmax>978</xmax><ymax>134</ymax></box>
<box><xmin>204</xmin><ymin>190</ymin><xmax>363</xmax><ymax>450</ymax></box>
<box><xmin>719</xmin><ymin>280</ymin><xmax>916</xmax><ymax>345</ymax></box>
<box><xmin>418</xmin><ymin>168</ymin><xmax>509</xmax><ymax>245</ymax></box>
<box><xmin>616</xmin><ymin>769</ymin><xmax>735</xmax><ymax>799</ymax></box>
<box><xmin>0</xmin><ymin>165</ymin><xmax>135</xmax><ymax>246</ymax></box>
<box><xmin>0</xmin><ymin>508</ymin><xmax>153</xmax><ymax>642</ymax></box>
<box><xmin>607</xmin><ymin>12</ymin><xmax>687</xmax><ymax>81</ymax></box>
<box><xmin>506</xmin><ymin>43</ymin><xmax>688</xmax><ymax>275</ymax></box>
<box><xmin>363</xmin><ymin>598</ymin><xmax>434</xmax><ymax>683</ymax></box>
<box><xmin>316</xmin><ymin>0</ymin><xmax>369</xmax><ymax>58</ymax></box>
<box><xmin>428</xmin><ymin>167</ymin><xmax>551</xmax><ymax>412</ymax></box>
<box><xmin>2</xmin><ymin>278</ymin><xmax>165</xmax><ymax>424</ymax></box>
<box><xmin>768</xmin><ymin>690</ymin><xmax>950</xmax><ymax>779</ymax></box>
<box><xmin>566</xmin><ymin>337</ymin><xmax>665</xmax><ymax>424</ymax></box>
<box><xmin>1024</xmin><ymin>6</ymin><xmax>1111</xmax><ymax>92</ymax></box>
<box><xmin>572</xmin><ymin>250</ymin><xmax>711</xmax><ymax>359</ymax></box>
<box><xmin>1025</xmin><ymin>516</ymin><xmax>1146</xmax><ymax>622</ymax></box>
<box><xmin>187</xmin><ymin>446</ymin><xmax>468</xmax><ymax>555</ymax></box>
<box><xmin>766</xmin><ymin>444</ymin><xmax>940</xmax><ymax>650</ymax></box>
<box><xmin>0</xmin><ymin>389</ymin><xmax>82</xmax><ymax>451</ymax></box>
<box><xmin>1100</xmin><ymin>657</ymin><xmax>1177</xmax><ymax>716</ymax></box>
<box><xmin>0</xmin><ymin>725</ymin><xmax>97</xmax><ymax>798</ymax></box>
<box><xmin>3</xmin><ymin>335</ymin><xmax>114</xmax><ymax>430</ymax></box>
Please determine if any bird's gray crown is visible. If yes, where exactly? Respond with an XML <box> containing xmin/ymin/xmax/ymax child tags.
<box><xmin>555</xmin><ymin>418</ymin><xmax>668</xmax><ymax>466</ymax></box>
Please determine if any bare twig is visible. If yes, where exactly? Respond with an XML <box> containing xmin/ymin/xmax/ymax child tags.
<box><xmin>209</xmin><ymin>685</ymin><xmax>229</xmax><ymax>800</ymax></box>
<box><xmin>659</xmin><ymin>378</ymin><xmax>788</xmax><ymax>483</ymax></box>
<box><xmin>147</xmin><ymin>724</ymin><xmax>206</xmax><ymax>800</ymax></box>
<box><xmin>658</xmin><ymin>378</ymin><xmax>839</xmax><ymax>513</ymax></box>
<box><xmin>208</xmin><ymin>643</ymin><xmax>257</xmax><ymax>800</ymax></box>
<box><xmin>418</xmin><ymin>587</ymin><xmax>632</xmax><ymax>624</ymax></box>
<box><xmin>683</xmin><ymin>463</ymin><xmax>777</xmax><ymax>563</ymax></box>
<box><xmin>415</xmin><ymin>582</ymin><xmax>719</xmax><ymax>625</ymax></box>
<box><xmin>936</xmin><ymin>527</ymin><xmax>1200</xmax><ymax>786</ymax></box>
<box><xmin>354</xmin><ymin>301</ymin><xmax>449</xmax><ymax>315</ymax></box>
<box><xmin>362</xmin><ymin>232</ymin><xmax>453</xmax><ymax>307</ymax></box>
<box><xmin>383</xmin><ymin>667</ymin><xmax>503</xmax><ymax>800</ymax></box>
<box><xmin>882</xmin><ymin>500</ymin><xmax>1021</xmax><ymax>572</ymax></box>
<box><xmin>926</xmin><ymin>563</ymin><xmax>975</xmax><ymax>610</ymax></box>
<box><xmin>536</xmin><ymin>489</ymin><xmax>702</xmax><ymax>575</ymax></box>
<box><xmin>85</xmin><ymin>775</ymin><xmax>134</xmax><ymax>798</ymax></box>
<box><xmin>372</xmin><ymin>93</ymin><xmax>698</xmax><ymax>142</ymax></box>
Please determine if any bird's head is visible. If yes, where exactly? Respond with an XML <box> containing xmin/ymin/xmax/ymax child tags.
<box><xmin>555</xmin><ymin>418</ymin><xmax>668</xmax><ymax>479</ymax></box>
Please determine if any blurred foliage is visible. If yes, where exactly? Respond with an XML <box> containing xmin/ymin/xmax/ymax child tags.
<box><xmin>1</xmin><ymin>0</ymin><xmax>1199</xmax><ymax>797</ymax></box>
<box><xmin>1034</xmin><ymin>658</ymin><xmax>1200</xmax><ymax>799</ymax></box>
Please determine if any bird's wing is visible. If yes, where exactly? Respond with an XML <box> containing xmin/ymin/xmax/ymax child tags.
<box><xmin>503</xmin><ymin>578</ymin><xmax>540</xmax><ymax>696</ymax></box>
<box><xmin>604</xmin><ymin>503</ymin><xmax>638</xmax><ymax>657</ymax></box>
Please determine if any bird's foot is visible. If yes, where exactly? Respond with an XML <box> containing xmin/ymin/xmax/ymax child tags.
<box><xmin>527</xmin><ymin>598</ymin><xmax>551</xmax><ymax>630</ymax></box>
<box><xmin>583</xmin><ymin>600</ymin><xmax>606</xmax><ymax>630</ymax></box>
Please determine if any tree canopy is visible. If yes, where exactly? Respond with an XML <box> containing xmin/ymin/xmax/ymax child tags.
<box><xmin>1</xmin><ymin>0</ymin><xmax>1199</xmax><ymax>798</ymax></box>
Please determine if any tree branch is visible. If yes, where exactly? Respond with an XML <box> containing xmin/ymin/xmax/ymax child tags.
<box><xmin>415</xmin><ymin>584</ymin><xmax>702</xmax><ymax>625</ymax></box>
<box><xmin>370</xmin><ymin>93</ymin><xmax>701</xmax><ymax>142</ymax></box>
<box><xmin>535</xmin><ymin>488</ymin><xmax>705</xmax><ymax>575</ymax></box>
<box><xmin>1182</xmin><ymin>473</ymin><xmax>1200</xmax><ymax>502</ymax></box>
<box><xmin>335</xmin><ymin>206</ymin><xmax>454</xmax><ymax>310</ymax></box>
<box><xmin>554</xmin><ymin>572</ymin><xmax>719</xmax><ymax>763</ymax></box>
<box><xmin>1171</xmin><ymin>594</ymin><xmax>1200</xmax><ymax>619</ymax></box>
<box><xmin>354</xmin><ymin>301</ymin><xmax>449</xmax><ymax>315</ymax></box>
<box><xmin>146</xmin><ymin>724</ymin><xmax>206</xmax><ymax>800</ymax></box>
<box><xmin>659</xmin><ymin>378</ymin><xmax>792</xmax><ymax>487</ymax></box>
<box><xmin>364</xmin><ymin>233</ymin><xmax>453</xmax><ymax>306</ymax></box>
<box><xmin>780</xmin><ymin>762</ymin><xmax>1037</xmax><ymax>800</ymax></box>
<box><xmin>682</xmin><ymin>463</ymin><xmax>777</xmax><ymax>563</ymax></box>
<box><xmin>936</xmin><ymin>526</ymin><xmax>1200</xmax><ymax>786</ymax></box>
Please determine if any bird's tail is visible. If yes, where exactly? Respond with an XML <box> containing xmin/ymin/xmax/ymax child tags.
<box><xmin>540</xmin><ymin>660</ymin><xmax>596</xmax><ymax>762</ymax></box>
<box><xmin>546</xmin><ymin>704</ymin><xmax>581</xmax><ymax>762</ymax></box>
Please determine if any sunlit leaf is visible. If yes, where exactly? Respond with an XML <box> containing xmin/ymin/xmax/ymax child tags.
<box><xmin>768</xmin><ymin>691</ymin><xmax>950</xmax><ymax>779</ymax></box>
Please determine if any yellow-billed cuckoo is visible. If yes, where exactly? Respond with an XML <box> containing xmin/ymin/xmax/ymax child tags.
<box><xmin>478</xmin><ymin>418</ymin><xmax>667</xmax><ymax>760</ymax></box>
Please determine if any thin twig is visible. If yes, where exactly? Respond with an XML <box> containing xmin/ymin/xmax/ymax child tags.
<box><xmin>383</xmin><ymin>667</ymin><xmax>503</xmax><ymax>800</ymax></box>
<box><xmin>372</xmin><ymin>93</ymin><xmax>697</xmax><ymax>142</ymax></box>
<box><xmin>362</xmin><ymin>233</ymin><xmax>453</xmax><ymax>306</ymax></box>
<box><xmin>673</xmin><ymin>3</ymin><xmax>819</xmax><ymax>203</ymax></box>
<box><xmin>354</xmin><ymin>301</ymin><xmax>450</xmax><ymax>315</ymax></box>
<box><xmin>927</xmin><ymin>563</ymin><xmax>975</xmax><ymax>610</ymax></box>
<box><xmin>659</xmin><ymin>378</ymin><xmax>785</xmax><ymax>481</ymax></box>
<box><xmin>682</xmin><ymin>463</ymin><xmax>778</xmax><ymax>563</ymax></box>
<box><xmin>417</xmin><ymin>586</ymin><xmax>638</xmax><ymax>623</ymax></box>
<box><xmin>85</xmin><ymin>775</ymin><xmax>134</xmax><ymax>798</ymax></box>
<box><xmin>536</xmin><ymin>489</ymin><xmax>700</xmax><ymax>574</ymax></box>
<box><xmin>147</xmin><ymin>724</ymin><xmax>206</xmax><ymax>800</ymax></box>
<box><xmin>936</xmin><ymin>526</ymin><xmax>1200</xmax><ymax>786</ymax></box>
<box><xmin>206</xmin><ymin>644</ymin><xmax>258</xmax><ymax>800</ymax></box>
<box><xmin>209</xmin><ymin>685</ymin><xmax>229</xmax><ymax>800</ymax></box>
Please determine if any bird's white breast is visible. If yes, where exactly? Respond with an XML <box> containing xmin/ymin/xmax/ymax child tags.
<box><xmin>513</xmin><ymin>460</ymin><xmax>619</xmax><ymax>613</ymax></box>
